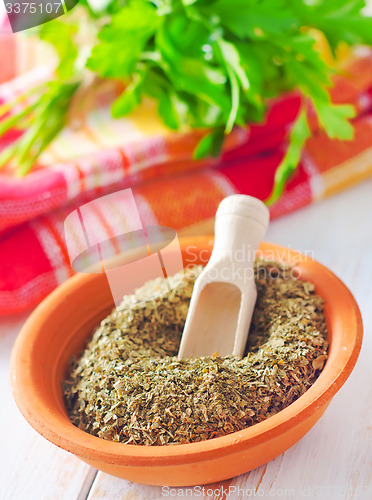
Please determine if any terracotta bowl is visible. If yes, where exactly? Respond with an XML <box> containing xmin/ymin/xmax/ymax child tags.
<box><xmin>10</xmin><ymin>238</ymin><xmax>363</xmax><ymax>486</ymax></box>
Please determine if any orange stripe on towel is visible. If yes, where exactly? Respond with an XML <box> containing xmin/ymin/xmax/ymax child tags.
<box><xmin>118</xmin><ymin>148</ymin><xmax>130</xmax><ymax>174</ymax></box>
<box><xmin>74</xmin><ymin>163</ymin><xmax>86</xmax><ymax>193</ymax></box>
<box><xmin>42</xmin><ymin>218</ymin><xmax>74</xmax><ymax>277</ymax></box>
<box><xmin>137</xmin><ymin>171</ymin><xmax>226</xmax><ymax>230</ymax></box>
<box><xmin>89</xmin><ymin>204</ymin><xmax>121</xmax><ymax>255</ymax></box>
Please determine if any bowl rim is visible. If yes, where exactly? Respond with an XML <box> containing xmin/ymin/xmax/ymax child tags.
<box><xmin>10</xmin><ymin>237</ymin><xmax>363</xmax><ymax>465</ymax></box>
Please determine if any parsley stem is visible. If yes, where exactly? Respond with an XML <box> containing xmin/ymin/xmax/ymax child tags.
<box><xmin>0</xmin><ymin>102</ymin><xmax>38</xmax><ymax>137</ymax></box>
<box><xmin>0</xmin><ymin>84</ymin><xmax>44</xmax><ymax>119</ymax></box>
<box><xmin>266</xmin><ymin>107</ymin><xmax>311</xmax><ymax>205</ymax></box>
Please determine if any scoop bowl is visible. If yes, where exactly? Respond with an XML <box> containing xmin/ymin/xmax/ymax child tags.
<box><xmin>10</xmin><ymin>237</ymin><xmax>363</xmax><ymax>486</ymax></box>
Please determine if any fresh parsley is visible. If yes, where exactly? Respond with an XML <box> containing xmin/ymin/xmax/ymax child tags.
<box><xmin>1</xmin><ymin>0</ymin><xmax>371</xmax><ymax>200</ymax></box>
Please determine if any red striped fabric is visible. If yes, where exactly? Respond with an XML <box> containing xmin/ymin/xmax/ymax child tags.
<box><xmin>1</xmin><ymin>47</ymin><xmax>372</xmax><ymax>314</ymax></box>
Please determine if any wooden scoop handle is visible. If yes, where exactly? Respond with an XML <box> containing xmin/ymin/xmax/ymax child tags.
<box><xmin>206</xmin><ymin>195</ymin><xmax>270</xmax><ymax>288</ymax></box>
<box><xmin>178</xmin><ymin>195</ymin><xmax>269</xmax><ymax>358</ymax></box>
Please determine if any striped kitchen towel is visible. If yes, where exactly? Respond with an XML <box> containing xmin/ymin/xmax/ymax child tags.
<box><xmin>1</xmin><ymin>46</ymin><xmax>372</xmax><ymax>313</ymax></box>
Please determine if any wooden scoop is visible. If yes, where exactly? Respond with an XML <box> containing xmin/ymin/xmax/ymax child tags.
<box><xmin>178</xmin><ymin>195</ymin><xmax>270</xmax><ymax>358</ymax></box>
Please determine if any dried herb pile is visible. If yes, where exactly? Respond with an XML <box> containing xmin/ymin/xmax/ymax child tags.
<box><xmin>63</xmin><ymin>261</ymin><xmax>328</xmax><ymax>445</ymax></box>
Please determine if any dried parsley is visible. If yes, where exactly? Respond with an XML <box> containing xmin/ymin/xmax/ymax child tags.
<box><xmin>63</xmin><ymin>260</ymin><xmax>328</xmax><ymax>446</ymax></box>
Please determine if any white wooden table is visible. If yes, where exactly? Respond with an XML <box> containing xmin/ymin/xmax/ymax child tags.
<box><xmin>1</xmin><ymin>179</ymin><xmax>371</xmax><ymax>500</ymax></box>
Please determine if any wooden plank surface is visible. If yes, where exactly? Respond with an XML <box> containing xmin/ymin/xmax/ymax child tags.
<box><xmin>1</xmin><ymin>179</ymin><xmax>371</xmax><ymax>499</ymax></box>
<box><xmin>0</xmin><ymin>314</ymin><xmax>97</xmax><ymax>500</ymax></box>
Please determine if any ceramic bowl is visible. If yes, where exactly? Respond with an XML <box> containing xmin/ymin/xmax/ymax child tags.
<box><xmin>10</xmin><ymin>238</ymin><xmax>363</xmax><ymax>486</ymax></box>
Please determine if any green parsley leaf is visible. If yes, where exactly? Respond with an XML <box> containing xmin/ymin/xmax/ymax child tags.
<box><xmin>267</xmin><ymin>106</ymin><xmax>311</xmax><ymax>205</ymax></box>
<box><xmin>1</xmin><ymin>0</ymin><xmax>371</xmax><ymax>191</ymax></box>
<box><xmin>313</xmin><ymin>102</ymin><xmax>355</xmax><ymax>140</ymax></box>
